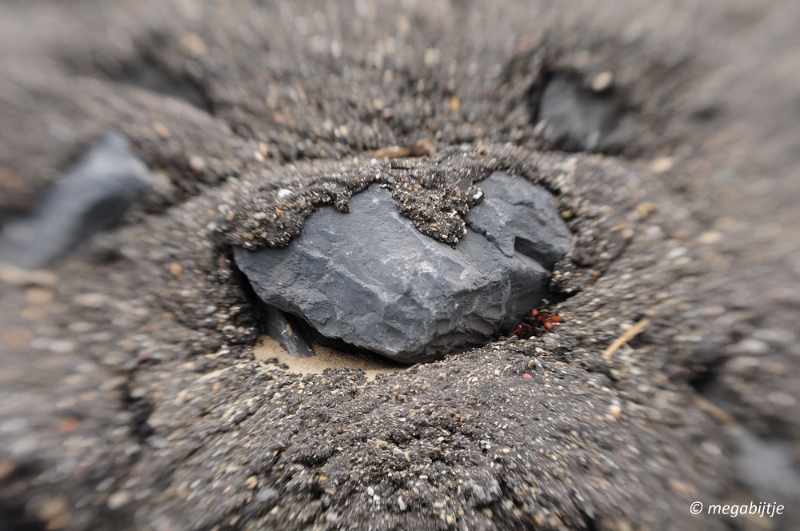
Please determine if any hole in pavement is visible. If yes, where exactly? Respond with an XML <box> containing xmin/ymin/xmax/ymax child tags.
<box><xmin>532</xmin><ymin>71</ymin><xmax>622</xmax><ymax>154</ymax></box>
<box><xmin>0</xmin><ymin>132</ymin><xmax>152</xmax><ymax>270</ymax></box>
<box><xmin>122</xmin><ymin>380</ymin><xmax>154</xmax><ymax>441</ymax></box>
<box><xmin>690</xmin><ymin>353</ymin><xmax>800</xmax><ymax>507</ymax></box>
<box><xmin>106</xmin><ymin>55</ymin><xmax>213</xmax><ymax>113</ymax></box>
<box><xmin>736</xmin><ymin>428</ymin><xmax>800</xmax><ymax>501</ymax></box>
<box><xmin>686</xmin><ymin>340</ymin><xmax>725</xmax><ymax>393</ymax></box>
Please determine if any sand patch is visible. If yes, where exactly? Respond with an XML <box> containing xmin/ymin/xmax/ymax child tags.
<box><xmin>253</xmin><ymin>336</ymin><xmax>408</xmax><ymax>382</ymax></box>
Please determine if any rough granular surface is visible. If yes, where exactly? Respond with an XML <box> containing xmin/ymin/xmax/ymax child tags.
<box><xmin>1</xmin><ymin>1</ymin><xmax>800</xmax><ymax>531</ymax></box>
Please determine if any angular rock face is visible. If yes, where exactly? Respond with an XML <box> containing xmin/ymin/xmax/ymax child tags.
<box><xmin>464</xmin><ymin>172</ymin><xmax>572</xmax><ymax>269</ymax></box>
<box><xmin>0</xmin><ymin>132</ymin><xmax>151</xmax><ymax>269</ymax></box>
<box><xmin>235</xmin><ymin>172</ymin><xmax>571</xmax><ymax>363</ymax></box>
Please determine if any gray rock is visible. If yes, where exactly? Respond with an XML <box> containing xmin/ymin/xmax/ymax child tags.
<box><xmin>262</xmin><ymin>303</ymin><xmax>315</xmax><ymax>358</ymax></box>
<box><xmin>537</xmin><ymin>74</ymin><xmax>619</xmax><ymax>152</ymax></box>
<box><xmin>254</xmin><ymin>488</ymin><xmax>279</xmax><ymax>507</ymax></box>
<box><xmin>737</xmin><ymin>428</ymin><xmax>800</xmax><ymax>499</ymax></box>
<box><xmin>235</xmin><ymin>172</ymin><xmax>570</xmax><ymax>363</ymax></box>
<box><xmin>466</xmin><ymin>477</ymin><xmax>501</xmax><ymax>506</ymax></box>
<box><xmin>0</xmin><ymin>131</ymin><xmax>151</xmax><ymax>269</ymax></box>
<box><xmin>464</xmin><ymin>172</ymin><xmax>572</xmax><ymax>269</ymax></box>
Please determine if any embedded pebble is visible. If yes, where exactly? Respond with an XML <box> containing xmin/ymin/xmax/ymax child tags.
<box><xmin>236</xmin><ymin>173</ymin><xmax>570</xmax><ymax>362</ymax></box>
<box><xmin>730</xmin><ymin>338</ymin><xmax>770</xmax><ymax>355</ymax></box>
<box><xmin>0</xmin><ymin>132</ymin><xmax>152</xmax><ymax>269</ymax></box>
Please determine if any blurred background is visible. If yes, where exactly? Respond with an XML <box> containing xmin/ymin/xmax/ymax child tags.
<box><xmin>1</xmin><ymin>0</ymin><xmax>799</xmax><ymax>529</ymax></box>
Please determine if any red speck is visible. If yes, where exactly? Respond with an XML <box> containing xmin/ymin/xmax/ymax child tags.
<box><xmin>59</xmin><ymin>417</ymin><xmax>79</xmax><ymax>434</ymax></box>
<box><xmin>523</xmin><ymin>373</ymin><xmax>532</xmax><ymax>379</ymax></box>
<box><xmin>513</xmin><ymin>308</ymin><xmax>565</xmax><ymax>339</ymax></box>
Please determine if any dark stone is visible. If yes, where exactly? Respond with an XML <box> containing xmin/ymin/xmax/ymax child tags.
<box><xmin>262</xmin><ymin>303</ymin><xmax>315</xmax><ymax>358</ymax></box>
<box><xmin>537</xmin><ymin>74</ymin><xmax>619</xmax><ymax>152</ymax></box>
<box><xmin>234</xmin><ymin>172</ymin><xmax>571</xmax><ymax>363</ymax></box>
<box><xmin>464</xmin><ymin>172</ymin><xmax>572</xmax><ymax>269</ymax></box>
<box><xmin>254</xmin><ymin>488</ymin><xmax>279</xmax><ymax>507</ymax></box>
<box><xmin>467</xmin><ymin>477</ymin><xmax>501</xmax><ymax>505</ymax></box>
<box><xmin>0</xmin><ymin>132</ymin><xmax>151</xmax><ymax>269</ymax></box>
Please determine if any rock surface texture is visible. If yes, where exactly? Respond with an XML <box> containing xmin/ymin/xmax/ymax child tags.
<box><xmin>235</xmin><ymin>171</ymin><xmax>571</xmax><ymax>363</ymax></box>
<box><xmin>261</xmin><ymin>303</ymin><xmax>316</xmax><ymax>358</ymax></box>
<box><xmin>0</xmin><ymin>131</ymin><xmax>151</xmax><ymax>269</ymax></box>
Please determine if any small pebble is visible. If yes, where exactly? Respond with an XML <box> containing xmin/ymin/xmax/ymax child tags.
<box><xmin>726</xmin><ymin>356</ymin><xmax>760</xmax><ymax>376</ymax></box>
<box><xmin>665</xmin><ymin>247</ymin><xmax>687</xmax><ymax>260</ymax></box>
<box><xmin>49</xmin><ymin>340</ymin><xmax>74</xmax><ymax>353</ymax></box>
<box><xmin>697</xmin><ymin>231</ymin><xmax>723</xmax><ymax>244</ymax></box>
<box><xmin>179</xmin><ymin>33</ymin><xmax>208</xmax><ymax>56</ymax></box>
<box><xmin>96</xmin><ymin>478</ymin><xmax>115</xmax><ymax>492</ymax></box>
<box><xmin>701</xmin><ymin>441</ymin><xmax>722</xmax><ymax>456</ymax></box>
<box><xmin>9</xmin><ymin>436</ymin><xmax>38</xmax><ymax>457</ymax></box>
<box><xmin>153</xmin><ymin>123</ymin><xmax>170</xmax><ymax>138</ymax></box>
<box><xmin>2</xmin><ymin>327</ymin><xmax>31</xmax><ymax>346</ymax></box>
<box><xmin>752</xmin><ymin>329</ymin><xmax>795</xmax><ymax>346</ymax></box>
<box><xmin>650</xmin><ymin>157</ymin><xmax>674</xmax><ymax>174</ymax></box>
<box><xmin>255</xmin><ymin>488</ymin><xmax>279</xmax><ymax>505</ymax></box>
<box><xmin>0</xmin><ymin>418</ymin><xmax>28</xmax><ymax>434</ymax></box>
<box><xmin>170</xmin><ymin>262</ymin><xmax>183</xmax><ymax>279</ymax></box>
<box><xmin>730</xmin><ymin>338</ymin><xmax>769</xmax><ymax>355</ymax></box>
<box><xmin>188</xmin><ymin>155</ymin><xmax>206</xmax><ymax>173</ymax></box>
<box><xmin>449</xmin><ymin>96</ymin><xmax>461</xmax><ymax>112</ymax></box>
<box><xmin>75</xmin><ymin>293</ymin><xmax>110</xmax><ymax>307</ymax></box>
<box><xmin>768</xmin><ymin>392</ymin><xmax>796</xmax><ymax>407</ymax></box>
<box><xmin>38</xmin><ymin>497</ymin><xmax>67</xmax><ymax>521</ymax></box>
<box><xmin>67</xmin><ymin>322</ymin><xmax>94</xmax><ymax>332</ymax></box>
<box><xmin>25</xmin><ymin>288</ymin><xmax>54</xmax><ymax>305</ymax></box>
<box><xmin>107</xmin><ymin>490</ymin><xmax>133</xmax><ymax>510</ymax></box>
<box><xmin>591</xmin><ymin>71</ymin><xmax>614</xmax><ymax>92</ymax></box>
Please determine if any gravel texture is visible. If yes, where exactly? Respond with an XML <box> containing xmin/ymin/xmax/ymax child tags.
<box><xmin>1</xmin><ymin>1</ymin><xmax>799</xmax><ymax>531</ymax></box>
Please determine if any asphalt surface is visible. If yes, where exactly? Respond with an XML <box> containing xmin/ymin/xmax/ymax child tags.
<box><xmin>1</xmin><ymin>0</ymin><xmax>799</xmax><ymax>530</ymax></box>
